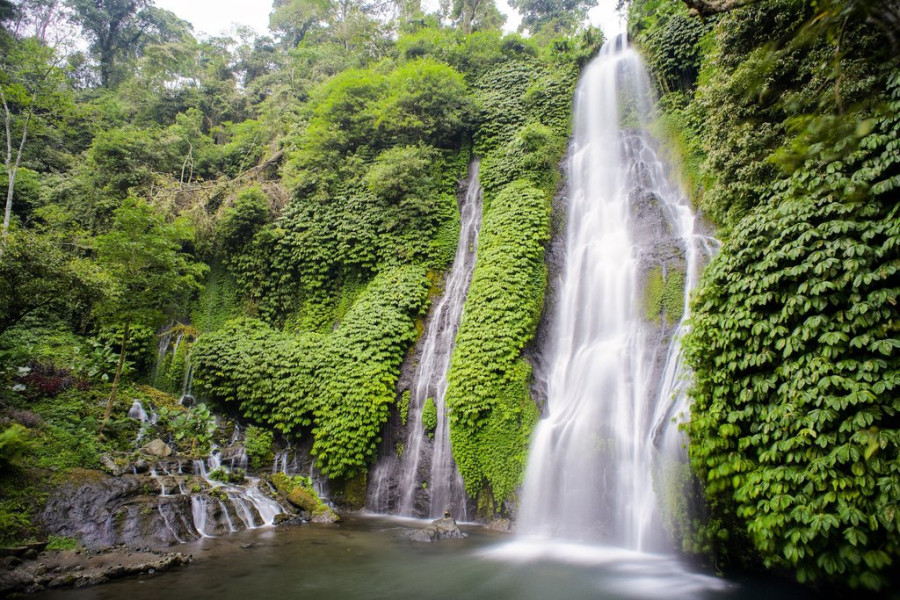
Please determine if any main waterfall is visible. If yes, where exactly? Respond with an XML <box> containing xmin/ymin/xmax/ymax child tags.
<box><xmin>366</xmin><ymin>159</ymin><xmax>482</xmax><ymax>519</ymax></box>
<box><xmin>517</xmin><ymin>35</ymin><xmax>716</xmax><ymax>550</ymax></box>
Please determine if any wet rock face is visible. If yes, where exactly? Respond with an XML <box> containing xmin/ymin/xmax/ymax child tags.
<box><xmin>487</xmin><ymin>518</ymin><xmax>512</xmax><ymax>532</ymax></box>
<box><xmin>41</xmin><ymin>466</ymin><xmax>290</xmax><ymax>549</ymax></box>
<box><xmin>42</xmin><ymin>474</ymin><xmax>196</xmax><ymax>549</ymax></box>
<box><xmin>408</xmin><ymin>517</ymin><xmax>467</xmax><ymax>543</ymax></box>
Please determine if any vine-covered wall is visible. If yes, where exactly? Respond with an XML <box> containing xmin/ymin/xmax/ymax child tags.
<box><xmin>631</xmin><ymin>0</ymin><xmax>899</xmax><ymax>590</ymax></box>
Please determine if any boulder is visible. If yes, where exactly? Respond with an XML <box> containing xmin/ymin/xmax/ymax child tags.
<box><xmin>408</xmin><ymin>517</ymin><xmax>467</xmax><ymax>542</ymax></box>
<box><xmin>310</xmin><ymin>509</ymin><xmax>340</xmax><ymax>524</ymax></box>
<box><xmin>141</xmin><ymin>439</ymin><xmax>172</xmax><ymax>458</ymax></box>
<box><xmin>487</xmin><ymin>518</ymin><xmax>512</xmax><ymax>532</ymax></box>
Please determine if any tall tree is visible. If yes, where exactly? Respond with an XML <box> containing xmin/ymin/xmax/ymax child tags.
<box><xmin>0</xmin><ymin>36</ymin><xmax>70</xmax><ymax>253</ymax></box>
<box><xmin>270</xmin><ymin>0</ymin><xmax>332</xmax><ymax>47</ymax></box>
<box><xmin>448</xmin><ymin>0</ymin><xmax>505</xmax><ymax>33</ymax></box>
<box><xmin>508</xmin><ymin>0</ymin><xmax>596</xmax><ymax>34</ymax></box>
<box><xmin>92</xmin><ymin>198</ymin><xmax>207</xmax><ymax>423</ymax></box>
<box><xmin>66</xmin><ymin>0</ymin><xmax>192</xmax><ymax>87</ymax></box>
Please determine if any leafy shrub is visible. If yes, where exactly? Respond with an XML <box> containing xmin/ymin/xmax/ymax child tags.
<box><xmin>157</xmin><ymin>403</ymin><xmax>217</xmax><ymax>455</ymax></box>
<box><xmin>193</xmin><ymin>266</ymin><xmax>429</xmax><ymax>479</ymax></box>
<box><xmin>244</xmin><ymin>425</ymin><xmax>274</xmax><ymax>470</ymax></box>
<box><xmin>218</xmin><ymin>187</ymin><xmax>270</xmax><ymax>257</ymax></box>
<box><xmin>208</xmin><ymin>467</ymin><xmax>245</xmax><ymax>484</ymax></box>
<box><xmin>374</xmin><ymin>59</ymin><xmax>474</xmax><ymax>148</ymax></box>
<box><xmin>46</xmin><ymin>535</ymin><xmax>79</xmax><ymax>550</ymax></box>
<box><xmin>0</xmin><ymin>424</ymin><xmax>34</xmax><ymax>471</ymax></box>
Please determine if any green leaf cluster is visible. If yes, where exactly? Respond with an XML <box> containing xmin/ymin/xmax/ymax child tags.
<box><xmin>244</xmin><ymin>425</ymin><xmax>274</xmax><ymax>470</ymax></box>
<box><xmin>421</xmin><ymin>397</ymin><xmax>437</xmax><ymax>432</ymax></box>
<box><xmin>445</xmin><ymin>179</ymin><xmax>549</xmax><ymax>505</ymax></box>
<box><xmin>683</xmin><ymin>70</ymin><xmax>900</xmax><ymax>591</ymax></box>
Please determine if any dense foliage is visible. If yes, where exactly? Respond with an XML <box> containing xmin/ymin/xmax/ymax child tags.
<box><xmin>445</xmin><ymin>180</ymin><xmax>547</xmax><ymax>507</ymax></box>
<box><xmin>633</xmin><ymin>0</ymin><xmax>899</xmax><ymax>590</ymax></box>
<box><xmin>192</xmin><ymin>266</ymin><xmax>429</xmax><ymax>478</ymax></box>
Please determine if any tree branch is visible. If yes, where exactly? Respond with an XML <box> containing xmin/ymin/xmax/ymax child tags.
<box><xmin>680</xmin><ymin>0</ymin><xmax>756</xmax><ymax>16</ymax></box>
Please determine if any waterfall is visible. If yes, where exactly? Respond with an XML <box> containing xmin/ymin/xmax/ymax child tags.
<box><xmin>366</xmin><ymin>158</ymin><xmax>484</xmax><ymax>519</ymax></box>
<box><xmin>517</xmin><ymin>35</ymin><xmax>716</xmax><ymax>551</ymax></box>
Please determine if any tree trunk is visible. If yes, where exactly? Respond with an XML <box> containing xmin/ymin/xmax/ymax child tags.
<box><xmin>2</xmin><ymin>167</ymin><xmax>14</xmax><ymax>250</ymax></box>
<box><xmin>102</xmin><ymin>321</ymin><xmax>131</xmax><ymax>425</ymax></box>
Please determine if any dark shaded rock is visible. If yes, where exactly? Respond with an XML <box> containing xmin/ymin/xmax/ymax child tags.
<box><xmin>310</xmin><ymin>509</ymin><xmax>340</xmax><ymax>524</ymax></box>
<box><xmin>99</xmin><ymin>454</ymin><xmax>125</xmax><ymax>476</ymax></box>
<box><xmin>274</xmin><ymin>513</ymin><xmax>307</xmax><ymax>526</ymax></box>
<box><xmin>408</xmin><ymin>517</ymin><xmax>467</xmax><ymax>542</ymax></box>
<box><xmin>0</xmin><ymin>541</ymin><xmax>48</xmax><ymax>558</ymax></box>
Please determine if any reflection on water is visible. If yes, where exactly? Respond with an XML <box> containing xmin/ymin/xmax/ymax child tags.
<box><xmin>36</xmin><ymin>515</ymin><xmax>812</xmax><ymax>600</ymax></box>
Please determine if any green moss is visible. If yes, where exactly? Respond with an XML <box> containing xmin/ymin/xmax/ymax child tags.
<box><xmin>644</xmin><ymin>266</ymin><xmax>685</xmax><ymax>325</ymax></box>
<box><xmin>272</xmin><ymin>472</ymin><xmax>331</xmax><ymax>515</ymax></box>
<box><xmin>421</xmin><ymin>397</ymin><xmax>437</xmax><ymax>432</ymax></box>
<box><xmin>644</xmin><ymin>266</ymin><xmax>665</xmax><ymax>322</ymax></box>
<box><xmin>330</xmin><ymin>472</ymin><xmax>367</xmax><ymax>510</ymax></box>
<box><xmin>399</xmin><ymin>390</ymin><xmax>411</xmax><ymax>426</ymax></box>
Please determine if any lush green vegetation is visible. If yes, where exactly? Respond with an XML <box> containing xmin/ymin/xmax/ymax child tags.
<box><xmin>0</xmin><ymin>0</ymin><xmax>592</xmax><ymax>526</ymax></box>
<box><xmin>441</xmin><ymin>35</ymin><xmax>602</xmax><ymax>513</ymax></box>
<box><xmin>2</xmin><ymin>0</ymin><xmax>896</xmax><ymax>594</ymax></box>
<box><xmin>632</xmin><ymin>0</ymin><xmax>899</xmax><ymax>590</ymax></box>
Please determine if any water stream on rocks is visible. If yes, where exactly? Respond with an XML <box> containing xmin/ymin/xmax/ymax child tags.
<box><xmin>366</xmin><ymin>159</ymin><xmax>483</xmax><ymax>520</ymax></box>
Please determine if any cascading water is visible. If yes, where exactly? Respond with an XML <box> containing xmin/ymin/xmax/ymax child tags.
<box><xmin>517</xmin><ymin>35</ymin><xmax>716</xmax><ymax>551</ymax></box>
<box><xmin>366</xmin><ymin>159</ymin><xmax>483</xmax><ymax>519</ymax></box>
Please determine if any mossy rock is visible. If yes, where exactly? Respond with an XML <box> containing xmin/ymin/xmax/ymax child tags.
<box><xmin>287</xmin><ymin>486</ymin><xmax>319</xmax><ymax>513</ymax></box>
<box><xmin>331</xmin><ymin>472</ymin><xmax>367</xmax><ymax>511</ymax></box>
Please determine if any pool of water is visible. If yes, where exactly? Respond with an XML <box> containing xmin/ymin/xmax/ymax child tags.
<box><xmin>37</xmin><ymin>515</ymin><xmax>812</xmax><ymax>600</ymax></box>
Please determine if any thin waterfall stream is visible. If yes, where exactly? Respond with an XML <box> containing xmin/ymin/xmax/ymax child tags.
<box><xmin>517</xmin><ymin>35</ymin><xmax>716</xmax><ymax>550</ymax></box>
<box><xmin>366</xmin><ymin>158</ymin><xmax>484</xmax><ymax>520</ymax></box>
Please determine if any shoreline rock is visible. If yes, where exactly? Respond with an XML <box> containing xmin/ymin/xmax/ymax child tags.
<box><xmin>0</xmin><ymin>546</ymin><xmax>191</xmax><ymax>595</ymax></box>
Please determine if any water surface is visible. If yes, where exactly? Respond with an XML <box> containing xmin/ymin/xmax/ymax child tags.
<box><xmin>38</xmin><ymin>516</ymin><xmax>813</xmax><ymax>600</ymax></box>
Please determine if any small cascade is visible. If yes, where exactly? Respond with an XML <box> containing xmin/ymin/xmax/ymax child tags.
<box><xmin>191</xmin><ymin>495</ymin><xmax>212</xmax><ymax>538</ymax></box>
<box><xmin>366</xmin><ymin>158</ymin><xmax>484</xmax><ymax>519</ymax></box>
<box><xmin>152</xmin><ymin>328</ymin><xmax>176</xmax><ymax>384</ymax></box>
<box><xmin>138</xmin><ymin>442</ymin><xmax>289</xmax><ymax>542</ymax></box>
<box><xmin>127</xmin><ymin>400</ymin><xmax>149</xmax><ymax>422</ymax></box>
<box><xmin>151</xmin><ymin>323</ymin><xmax>197</xmax><ymax>402</ymax></box>
<box><xmin>128</xmin><ymin>400</ymin><xmax>157</xmax><ymax>443</ymax></box>
<box><xmin>517</xmin><ymin>35</ymin><xmax>715</xmax><ymax>551</ymax></box>
<box><xmin>179</xmin><ymin>361</ymin><xmax>195</xmax><ymax>406</ymax></box>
